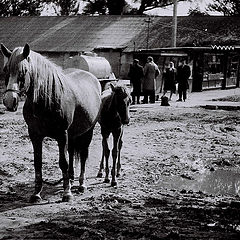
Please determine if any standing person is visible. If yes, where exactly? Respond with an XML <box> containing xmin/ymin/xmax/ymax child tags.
<box><xmin>128</xmin><ymin>59</ymin><xmax>144</xmax><ymax>104</ymax></box>
<box><xmin>142</xmin><ymin>56</ymin><xmax>160</xmax><ymax>104</ymax></box>
<box><xmin>163</xmin><ymin>61</ymin><xmax>176</xmax><ymax>100</ymax></box>
<box><xmin>176</xmin><ymin>59</ymin><xmax>191</xmax><ymax>102</ymax></box>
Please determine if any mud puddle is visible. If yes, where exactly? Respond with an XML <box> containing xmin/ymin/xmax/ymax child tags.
<box><xmin>156</xmin><ymin>168</ymin><xmax>240</xmax><ymax>196</ymax></box>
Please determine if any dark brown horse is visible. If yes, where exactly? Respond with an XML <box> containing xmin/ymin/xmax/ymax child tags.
<box><xmin>97</xmin><ymin>83</ymin><xmax>131</xmax><ymax>186</ymax></box>
<box><xmin>1</xmin><ymin>43</ymin><xmax>101</xmax><ymax>202</ymax></box>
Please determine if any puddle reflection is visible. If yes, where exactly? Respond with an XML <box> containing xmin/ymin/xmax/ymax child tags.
<box><xmin>156</xmin><ymin>169</ymin><xmax>240</xmax><ymax>196</ymax></box>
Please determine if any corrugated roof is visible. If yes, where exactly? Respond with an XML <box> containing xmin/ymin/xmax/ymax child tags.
<box><xmin>0</xmin><ymin>15</ymin><xmax>240</xmax><ymax>53</ymax></box>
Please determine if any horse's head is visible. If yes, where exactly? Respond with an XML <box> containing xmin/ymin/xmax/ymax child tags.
<box><xmin>1</xmin><ymin>43</ymin><xmax>31</xmax><ymax>111</ymax></box>
<box><xmin>110</xmin><ymin>83</ymin><xmax>132</xmax><ymax>125</ymax></box>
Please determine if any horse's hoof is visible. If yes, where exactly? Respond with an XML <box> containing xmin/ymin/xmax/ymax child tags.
<box><xmin>62</xmin><ymin>194</ymin><xmax>73</xmax><ymax>202</ymax></box>
<box><xmin>111</xmin><ymin>181</ymin><xmax>117</xmax><ymax>187</ymax></box>
<box><xmin>78</xmin><ymin>185</ymin><xmax>87</xmax><ymax>193</ymax></box>
<box><xmin>104</xmin><ymin>179</ymin><xmax>110</xmax><ymax>183</ymax></box>
<box><xmin>29</xmin><ymin>195</ymin><xmax>42</xmax><ymax>204</ymax></box>
<box><xmin>97</xmin><ymin>172</ymin><xmax>103</xmax><ymax>178</ymax></box>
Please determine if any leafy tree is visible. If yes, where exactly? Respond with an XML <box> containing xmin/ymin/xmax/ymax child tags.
<box><xmin>83</xmin><ymin>0</ymin><xmax>107</xmax><ymax>15</ymax></box>
<box><xmin>0</xmin><ymin>0</ymin><xmax>43</xmax><ymax>16</ymax></box>
<box><xmin>188</xmin><ymin>7</ymin><xmax>209</xmax><ymax>16</ymax></box>
<box><xmin>83</xmin><ymin>0</ymin><xmax>193</xmax><ymax>15</ymax></box>
<box><xmin>207</xmin><ymin>0</ymin><xmax>240</xmax><ymax>16</ymax></box>
<box><xmin>107</xmin><ymin>0</ymin><xmax>125</xmax><ymax>14</ymax></box>
<box><xmin>83</xmin><ymin>0</ymin><xmax>127</xmax><ymax>15</ymax></box>
<box><xmin>44</xmin><ymin>0</ymin><xmax>81</xmax><ymax>15</ymax></box>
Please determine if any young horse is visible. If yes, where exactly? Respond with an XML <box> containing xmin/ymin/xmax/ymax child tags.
<box><xmin>1</xmin><ymin>43</ymin><xmax>101</xmax><ymax>202</ymax></box>
<box><xmin>97</xmin><ymin>83</ymin><xmax>131</xmax><ymax>187</ymax></box>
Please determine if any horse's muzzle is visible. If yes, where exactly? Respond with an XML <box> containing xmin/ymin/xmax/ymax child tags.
<box><xmin>3</xmin><ymin>91</ymin><xmax>19</xmax><ymax>112</ymax></box>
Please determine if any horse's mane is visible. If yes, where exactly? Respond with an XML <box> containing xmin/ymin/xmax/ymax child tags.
<box><xmin>11</xmin><ymin>47</ymin><xmax>67</xmax><ymax>106</ymax></box>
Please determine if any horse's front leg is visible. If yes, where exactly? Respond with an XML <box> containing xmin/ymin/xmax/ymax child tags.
<box><xmin>29</xmin><ymin>132</ymin><xmax>44</xmax><ymax>203</ymax></box>
<box><xmin>57</xmin><ymin>131</ymin><xmax>73</xmax><ymax>202</ymax></box>
<box><xmin>111</xmin><ymin>128</ymin><xmax>123</xmax><ymax>187</ymax></box>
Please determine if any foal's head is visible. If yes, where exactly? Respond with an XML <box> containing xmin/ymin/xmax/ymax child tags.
<box><xmin>110</xmin><ymin>83</ymin><xmax>131</xmax><ymax>125</ymax></box>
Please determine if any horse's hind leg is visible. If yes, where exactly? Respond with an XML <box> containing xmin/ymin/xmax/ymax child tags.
<box><xmin>29</xmin><ymin>132</ymin><xmax>44</xmax><ymax>203</ymax></box>
<box><xmin>77</xmin><ymin>128</ymin><xmax>94</xmax><ymax>193</ymax></box>
<box><xmin>57</xmin><ymin>131</ymin><xmax>73</xmax><ymax>202</ymax></box>
<box><xmin>68</xmin><ymin>139</ymin><xmax>75</xmax><ymax>183</ymax></box>
<box><xmin>111</xmin><ymin>127</ymin><xmax>123</xmax><ymax>187</ymax></box>
<box><xmin>116</xmin><ymin>130</ymin><xmax>123</xmax><ymax>177</ymax></box>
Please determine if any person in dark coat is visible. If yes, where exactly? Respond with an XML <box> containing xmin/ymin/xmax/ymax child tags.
<box><xmin>163</xmin><ymin>61</ymin><xmax>176</xmax><ymax>100</ymax></box>
<box><xmin>128</xmin><ymin>59</ymin><xmax>144</xmax><ymax>104</ymax></box>
<box><xmin>176</xmin><ymin>59</ymin><xmax>191</xmax><ymax>102</ymax></box>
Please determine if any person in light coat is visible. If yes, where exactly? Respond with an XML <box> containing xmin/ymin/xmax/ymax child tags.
<box><xmin>142</xmin><ymin>56</ymin><xmax>160</xmax><ymax>104</ymax></box>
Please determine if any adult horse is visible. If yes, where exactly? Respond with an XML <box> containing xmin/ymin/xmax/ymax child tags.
<box><xmin>97</xmin><ymin>83</ymin><xmax>131</xmax><ymax>187</ymax></box>
<box><xmin>1</xmin><ymin>43</ymin><xmax>101</xmax><ymax>202</ymax></box>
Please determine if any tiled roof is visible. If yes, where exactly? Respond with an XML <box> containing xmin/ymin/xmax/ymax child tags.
<box><xmin>0</xmin><ymin>15</ymin><xmax>240</xmax><ymax>53</ymax></box>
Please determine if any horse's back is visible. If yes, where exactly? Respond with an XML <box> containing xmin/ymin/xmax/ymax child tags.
<box><xmin>65</xmin><ymin>69</ymin><xmax>102</xmax><ymax>137</ymax></box>
<box><xmin>66</xmin><ymin>68</ymin><xmax>101</xmax><ymax>93</ymax></box>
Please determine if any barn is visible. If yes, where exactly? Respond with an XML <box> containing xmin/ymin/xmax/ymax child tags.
<box><xmin>0</xmin><ymin>15</ymin><xmax>240</xmax><ymax>102</ymax></box>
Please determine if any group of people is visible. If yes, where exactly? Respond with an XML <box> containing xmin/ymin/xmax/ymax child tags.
<box><xmin>162</xmin><ymin>59</ymin><xmax>191</xmax><ymax>102</ymax></box>
<box><xmin>128</xmin><ymin>57</ymin><xmax>191</xmax><ymax>104</ymax></box>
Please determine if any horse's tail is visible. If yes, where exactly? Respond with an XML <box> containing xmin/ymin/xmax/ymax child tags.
<box><xmin>72</xmin><ymin>127</ymin><xmax>95</xmax><ymax>165</ymax></box>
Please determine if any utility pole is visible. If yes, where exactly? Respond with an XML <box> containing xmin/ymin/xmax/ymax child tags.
<box><xmin>172</xmin><ymin>0</ymin><xmax>178</xmax><ymax>47</ymax></box>
<box><xmin>145</xmin><ymin>17</ymin><xmax>152</xmax><ymax>50</ymax></box>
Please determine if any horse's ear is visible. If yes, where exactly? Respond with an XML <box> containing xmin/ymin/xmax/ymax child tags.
<box><xmin>23</xmin><ymin>43</ymin><xmax>30</xmax><ymax>59</ymax></box>
<box><xmin>110</xmin><ymin>83</ymin><xmax>115</xmax><ymax>91</ymax></box>
<box><xmin>1</xmin><ymin>43</ymin><xmax>12</xmax><ymax>58</ymax></box>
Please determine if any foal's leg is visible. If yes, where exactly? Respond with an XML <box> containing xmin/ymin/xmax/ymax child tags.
<box><xmin>101</xmin><ymin>131</ymin><xmax>111</xmax><ymax>183</ymax></box>
<box><xmin>111</xmin><ymin>127</ymin><xmax>123</xmax><ymax>187</ymax></box>
<box><xmin>29</xmin><ymin>132</ymin><xmax>44</xmax><ymax>203</ymax></box>
<box><xmin>97</xmin><ymin>145</ymin><xmax>105</xmax><ymax>178</ymax></box>
<box><xmin>57</xmin><ymin>131</ymin><xmax>73</xmax><ymax>202</ymax></box>
<box><xmin>116</xmin><ymin>127</ymin><xmax>123</xmax><ymax>177</ymax></box>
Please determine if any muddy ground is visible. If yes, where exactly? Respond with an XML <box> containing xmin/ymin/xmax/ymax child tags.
<box><xmin>0</xmin><ymin>98</ymin><xmax>240</xmax><ymax>239</ymax></box>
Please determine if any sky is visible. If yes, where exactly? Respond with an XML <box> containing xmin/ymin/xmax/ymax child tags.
<box><xmin>132</xmin><ymin>0</ymin><xmax>220</xmax><ymax>16</ymax></box>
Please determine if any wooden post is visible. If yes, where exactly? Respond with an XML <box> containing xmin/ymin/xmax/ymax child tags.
<box><xmin>222</xmin><ymin>53</ymin><xmax>228</xmax><ymax>90</ymax></box>
<box><xmin>236</xmin><ymin>56</ymin><xmax>240</xmax><ymax>88</ymax></box>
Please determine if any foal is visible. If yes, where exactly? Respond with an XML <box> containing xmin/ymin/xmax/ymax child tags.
<box><xmin>97</xmin><ymin>83</ymin><xmax>131</xmax><ymax>186</ymax></box>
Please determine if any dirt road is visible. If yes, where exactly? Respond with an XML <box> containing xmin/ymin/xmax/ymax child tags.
<box><xmin>0</xmin><ymin>99</ymin><xmax>240</xmax><ymax>239</ymax></box>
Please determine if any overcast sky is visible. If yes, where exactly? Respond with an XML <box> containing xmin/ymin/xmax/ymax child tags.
<box><xmin>139</xmin><ymin>0</ymin><xmax>221</xmax><ymax>16</ymax></box>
